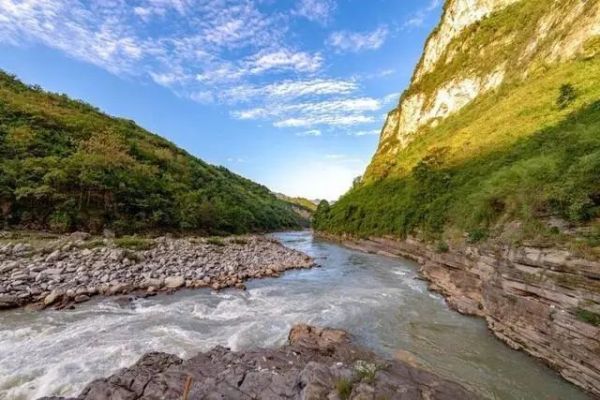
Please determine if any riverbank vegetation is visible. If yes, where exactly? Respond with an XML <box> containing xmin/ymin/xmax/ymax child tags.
<box><xmin>0</xmin><ymin>71</ymin><xmax>305</xmax><ymax>235</ymax></box>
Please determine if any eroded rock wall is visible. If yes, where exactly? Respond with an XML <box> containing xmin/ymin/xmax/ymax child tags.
<box><xmin>371</xmin><ymin>0</ymin><xmax>600</xmax><ymax>174</ymax></box>
<box><xmin>324</xmin><ymin>235</ymin><xmax>600</xmax><ymax>397</ymax></box>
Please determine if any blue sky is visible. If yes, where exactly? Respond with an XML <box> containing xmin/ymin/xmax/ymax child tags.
<box><xmin>0</xmin><ymin>0</ymin><xmax>441</xmax><ymax>200</ymax></box>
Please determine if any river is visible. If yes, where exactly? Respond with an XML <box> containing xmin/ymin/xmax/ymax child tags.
<box><xmin>0</xmin><ymin>231</ymin><xmax>590</xmax><ymax>399</ymax></box>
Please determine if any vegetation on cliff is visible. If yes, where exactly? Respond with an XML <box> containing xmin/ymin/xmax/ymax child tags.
<box><xmin>314</xmin><ymin>1</ymin><xmax>600</xmax><ymax>256</ymax></box>
<box><xmin>0</xmin><ymin>71</ymin><xmax>304</xmax><ymax>234</ymax></box>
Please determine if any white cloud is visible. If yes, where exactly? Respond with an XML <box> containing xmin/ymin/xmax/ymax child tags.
<box><xmin>246</xmin><ymin>49</ymin><xmax>322</xmax><ymax>74</ymax></box>
<box><xmin>327</xmin><ymin>26</ymin><xmax>388</xmax><ymax>53</ymax></box>
<box><xmin>296</xmin><ymin>129</ymin><xmax>322</xmax><ymax>136</ymax></box>
<box><xmin>348</xmin><ymin>129</ymin><xmax>380</xmax><ymax>136</ymax></box>
<box><xmin>405</xmin><ymin>0</ymin><xmax>442</xmax><ymax>28</ymax></box>
<box><xmin>274</xmin><ymin>115</ymin><xmax>373</xmax><ymax>128</ymax></box>
<box><xmin>382</xmin><ymin>92</ymin><xmax>400</xmax><ymax>105</ymax></box>
<box><xmin>233</xmin><ymin>97</ymin><xmax>381</xmax><ymax>128</ymax></box>
<box><xmin>189</xmin><ymin>90</ymin><xmax>214</xmax><ymax>104</ymax></box>
<box><xmin>0</xmin><ymin>0</ymin><xmax>398</xmax><ymax>137</ymax></box>
<box><xmin>0</xmin><ymin>0</ymin><xmax>302</xmax><ymax>90</ymax></box>
<box><xmin>222</xmin><ymin>78</ymin><xmax>358</xmax><ymax>103</ymax></box>
<box><xmin>294</xmin><ymin>0</ymin><xmax>336</xmax><ymax>25</ymax></box>
<box><xmin>133</xmin><ymin>0</ymin><xmax>189</xmax><ymax>20</ymax></box>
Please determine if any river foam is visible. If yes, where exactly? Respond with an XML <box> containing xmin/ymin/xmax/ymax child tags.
<box><xmin>0</xmin><ymin>231</ymin><xmax>591</xmax><ymax>400</ymax></box>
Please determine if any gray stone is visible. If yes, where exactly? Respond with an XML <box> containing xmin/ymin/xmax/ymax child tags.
<box><xmin>70</xmin><ymin>232</ymin><xmax>91</xmax><ymax>241</ymax></box>
<box><xmin>164</xmin><ymin>276</ymin><xmax>184</xmax><ymax>289</ymax></box>
<box><xmin>44</xmin><ymin>289</ymin><xmax>62</xmax><ymax>306</ymax></box>
<box><xmin>12</xmin><ymin>243</ymin><xmax>32</xmax><ymax>255</ymax></box>
<box><xmin>0</xmin><ymin>261</ymin><xmax>18</xmax><ymax>274</ymax></box>
<box><xmin>40</xmin><ymin>325</ymin><xmax>477</xmax><ymax>400</ymax></box>
<box><xmin>103</xmin><ymin>229</ymin><xmax>115</xmax><ymax>238</ymax></box>
<box><xmin>74</xmin><ymin>294</ymin><xmax>90</xmax><ymax>303</ymax></box>
<box><xmin>0</xmin><ymin>294</ymin><xmax>18</xmax><ymax>309</ymax></box>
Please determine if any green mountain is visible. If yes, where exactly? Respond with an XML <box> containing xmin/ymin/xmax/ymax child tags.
<box><xmin>0</xmin><ymin>71</ymin><xmax>305</xmax><ymax>234</ymax></box>
<box><xmin>314</xmin><ymin>0</ymin><xmax>600</xmax><ymax>256</ymax></box>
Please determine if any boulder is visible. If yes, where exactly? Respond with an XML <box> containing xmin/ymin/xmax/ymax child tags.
<box><xmin>0</xmin><ymin>294</ymin><xmax>18</xmax><ymax>309</ymax></box>
<box><xmin>12</xmin><ymin>243</ymin><xmax>32</xmax><ymax>255</ymax></box>
<box><xmin>44</xmin><ymin>290</ymin><xmax>62</xmax><ymax>306</ymax></box>
<box><xmin>70</xmin><ymin>232</ymin><xmax>91</xmax><ymax>241</ymax></box>
<box><xmin>0</xmin><ymin>261</ymin><xmax>18</xmax><ymax>274</ymax></box>
<box><xmin>164</xmin><ymin>276</ymin><xmax>184</xmax><ymax>289</ymax></box>
<box><xmin>45</xmin><ymin>250</ymin><xmax>62</xmax><ymax>263</ymax></box>
<box><xmin>74</xmin><ymin>294</ymin><xmax>90</xmax><ymax>303</ymax></box>
<box><xmin>102</xmin><ymin>229</ymin><xmax>115</xmax><ymax>239</ymax></box>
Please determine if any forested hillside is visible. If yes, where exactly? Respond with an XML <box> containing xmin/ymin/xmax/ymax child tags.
<box><xmin>0</xmin><ymin>71</ymin><xmax>304</xmax><ymax>234</ymax></box>
<box><xmin>314</xmin><ymin>0</ymin><xmax>600</xmax><ymax>256</ymax></box>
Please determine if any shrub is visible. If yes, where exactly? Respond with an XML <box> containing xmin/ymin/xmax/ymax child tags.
<box><xmin>354</xmin><ymin>360</ymin><xmax>379</xmax><ymax>383</ymax></box>
<box><xmin>207</xmin><ymin>237</ymin><xmax>226</xmax><ymax>246</ymax></box>
<box><xmin>48</xmin><ymin>211</ymin><xmax>72</xmax><ymax>233</ymax></box>
<box><xmin>436</xmin><ymin>241</ymin><xmax>450</xmax><ymax>253</ymax></box>
<box><xmin>335</xmin><ymin>378</ymin><xmax>353</xmax><ymax>400</ymax></box>
<box><xmin>467</xmin><ymin>228</ymin><xmax>489</xmax><ymax>243</ymax></box>
<box><xmin>557</xmin><ymin>84</ymin><xmax>577</xmax><ymax>109</ymax></box>
<box><xmin>232</xmin><ymin>237</ymin><xmax>248</xmax><ymax>245</ymax></box>
<box><xmin>575</xmin><ymin>308</ymin><xmax>600</xmax><ymax>326</ymax></box>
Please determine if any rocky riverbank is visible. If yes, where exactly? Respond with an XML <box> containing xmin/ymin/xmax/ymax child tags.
<box><xmin>318</xmin><ymin>233</ymin><xmax>600</xmax><ymax>397</ymax></box>
<box><xmin>0</xmin><ymin>232</ymin><xmax>314</xmax><ymax>311</ymax></box>
<box><xmin>39</xmin><ymin>324</ymin><xmax>478</xmax><ymax>400</ymax></box>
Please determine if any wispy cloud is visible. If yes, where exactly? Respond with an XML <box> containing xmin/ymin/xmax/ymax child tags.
<box><xmin>233</xmin><ymin>97</ymin><xmax>381</xmax><ymax>128</ymax></box>
<box><xmin>246</xmin><ymin>49</ymin><xmax>322</xmax><ymax>74</ymax></box>
<box><xmin>382</xmin><ymin>92</ymin><xmax>401</xmax><ymax>105</ymax></box>
<box><xmin>348</xmin><ymin>129</ymin><xmax>380</xmax><ymax>137</ymax></box>
<box><xmin>404</xmin><ymin>0</ymin><xmax>442</xmax><ymax>28</ymax></box>
<box><xmin>0</xmin><ymin>0</ymin><xmax>310</xmax><ymax>97</ymax></box>
<box><xmin>0</xmin><ymin>0</ymin><xmax>405</xmax><ymax>134</ymax></box>
<box><xmin>294</xmin><ymin>0</ymin><xmax>336</xmax><ymax>25</ymax></box>
<box><xmin>327</xmin><ymin>26</ymin><xmax>389</xmax><ymax>53</ymax></box>
<box><xmin>223</xmin><ymin>78</ymin><xmax>358</xmax><ymax>103</ymax></box>
<box><xmin>296</xmin><ymin>129</ymin><xmax>322</xmax><ymax>137</ymax></box>
<box><xmin>274</xmin><ymin>115</ymin><xmax>374</xmax><ymax>128</ymax></box>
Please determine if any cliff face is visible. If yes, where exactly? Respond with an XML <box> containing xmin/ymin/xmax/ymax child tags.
<box><xmin>330</xmin><ymin>235</ymin><xmax>600</xmax><ymax>397</ymax></box>
<box><xmin>368</xmin><ymin>0</ymin><xmax>600</xmax><ymax>178</ymax></box>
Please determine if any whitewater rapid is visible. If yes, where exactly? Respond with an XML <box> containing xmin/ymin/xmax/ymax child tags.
<box><xmin>0</xmin><ymin>231</ymin><xmax>590</xmax><ymax>400</ymax></box>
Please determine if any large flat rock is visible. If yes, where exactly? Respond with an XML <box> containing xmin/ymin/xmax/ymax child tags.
<box><xmin>39</xmin><ymin>325</ymin><xmax>478</xmax><ymax>400</ymax></box>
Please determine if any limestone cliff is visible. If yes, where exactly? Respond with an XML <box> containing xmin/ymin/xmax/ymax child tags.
<box><xmin>367</xmin><ymin>0</ymin><xmax>600</xmax><ymax>178</ymax></box>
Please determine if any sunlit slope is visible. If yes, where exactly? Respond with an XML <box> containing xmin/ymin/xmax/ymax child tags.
<box><xmin>314</xmin><ymin>0</ymin><xmax>600</xmax><ymax>254</ymax></box>
<box><xmin>0</xmin><ymin>71</ymin><xmax>304</xmax><ymax>234</ymax></box>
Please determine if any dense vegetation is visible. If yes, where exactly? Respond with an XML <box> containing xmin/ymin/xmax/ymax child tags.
<box><xmin>314</xmin><ymin>2</ymin><xmax>600</xmax><ymax>256</ymax></box>
<box><xmin>0</xmin><ymin>71</ymin><xmax>304</xmax><ymax>235</ymax></box>
<box><xmin>276</xmin><ymin>194</ymin><xmax>317</xmax><ymax>212</ymax></box>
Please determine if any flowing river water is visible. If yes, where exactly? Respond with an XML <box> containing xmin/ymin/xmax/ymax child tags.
<box><xmin>0</xmin><ymin>231</ymin><xmax>591</xmax><ymax>400</ymax></box>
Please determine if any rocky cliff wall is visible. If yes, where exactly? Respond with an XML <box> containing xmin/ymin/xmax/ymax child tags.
<box><xmin>320</xmin><ymin>234</ymin><xmax>600</xmax><ymax>397</ymax></box>
<box><xmin>370</xmin><ymin>0</ymin><xmax>600</xmax><ymax>176</ymax></box>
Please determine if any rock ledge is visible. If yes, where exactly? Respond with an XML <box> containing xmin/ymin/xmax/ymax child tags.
<box><xmin>40</xmin><ymin>324</ymin><xmax>477</xmax><ymax>400</ymax></box>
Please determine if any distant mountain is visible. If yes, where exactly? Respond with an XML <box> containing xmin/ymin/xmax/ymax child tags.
<box><xmin>276</xmin><ymin>194</ymin><xmax>318</xmax><ymax>212</ymax></box>
<box><xmin>276</xmin><ymin>194</ymin><xmax>318</xmax><ymax>224</ymax></box>
<box><xmin>0</xmin><ymin>71</ymin><xmax>305</xmax><ymax>234</ymax></box>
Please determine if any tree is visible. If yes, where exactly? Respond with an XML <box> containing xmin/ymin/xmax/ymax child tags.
<box><xmin>557</xmin><ymin>84</ymin><xmax>577</xmax><ymax>109</ymax></box>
